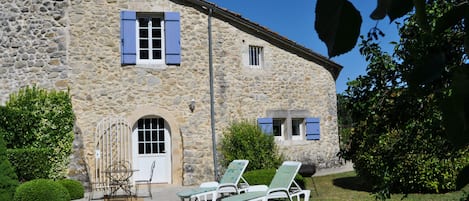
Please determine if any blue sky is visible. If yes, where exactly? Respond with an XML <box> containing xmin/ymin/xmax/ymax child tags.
<box><xmin>208</xmin><ymin>0</ymin><xmax>401</xmax><ymax>93</ymax></box>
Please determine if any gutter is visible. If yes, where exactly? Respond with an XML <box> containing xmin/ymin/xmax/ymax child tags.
<box><xmin>207</xmin><ymin>7</ymin><xmax>219</xmax><ymax>181</ymax></box>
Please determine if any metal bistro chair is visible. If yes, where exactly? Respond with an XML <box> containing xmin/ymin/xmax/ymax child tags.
<box><xmin>135</xmin><ymin>160</ymin><xmax>156</xmax><ymax>198</ymax></box>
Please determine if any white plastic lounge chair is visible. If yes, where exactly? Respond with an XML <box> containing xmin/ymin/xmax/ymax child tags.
<box><xmin>221</xmin><ymin>161</ymin><xmax>311</xmax><ymax>201</ymax></box>
<box><xmin>177</xmin><ymin>160</ymin><xmax>250</xmax><ymax>201</ymax></box>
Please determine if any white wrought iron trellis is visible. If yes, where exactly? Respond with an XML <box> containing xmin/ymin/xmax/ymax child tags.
<box><xmin>93</xmin><ymin>116</ymin><xmax>132</xmax><ymax>187</ymax></box>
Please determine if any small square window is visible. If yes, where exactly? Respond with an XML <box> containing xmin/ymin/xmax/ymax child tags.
<box><xmin>249</xmin><ymin>45</ymin><xmax>263</xmax><ymax>68</ymax></box>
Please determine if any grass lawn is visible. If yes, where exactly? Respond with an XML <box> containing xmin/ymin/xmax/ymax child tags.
<box><xmin>306</xmin><ymin>171</ymin><xmax>469</xmax><ymax>201</ymax></box>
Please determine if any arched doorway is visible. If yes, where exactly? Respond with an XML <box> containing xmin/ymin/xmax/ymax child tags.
<box><xmin>132</xmin><ymin>116</ymin><xmax>172</xmax><ymax>183</ymax></box>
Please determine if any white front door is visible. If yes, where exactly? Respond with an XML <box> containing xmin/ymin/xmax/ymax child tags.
<box><xmin>132</xmin><ymin>117</ymin><xmax>171</xmax><ymax>183</ymax></box>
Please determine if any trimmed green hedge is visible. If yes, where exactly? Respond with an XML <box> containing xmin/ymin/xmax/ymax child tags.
<box><xmin>0</xmin><ymin>134</ymin><xmax>19</xmax><ymax>201</ymax></box>
<box><xmin>6</xmin><ymin>148</ymin><xmax>53</xmax><ymax>181</ymax></box>
<box><xmin>243</xmin><ymin>168</ymin><xmax>305</xmax><ymax>189</ymax></box>
<box><xmin>13</xmin><ymin>179</ymin><xmax>70</xmax><ymax>201</ymax></box>
<box><xmin>1</xmin><ymin>86</ymin><xmax>75</xmax><ymax>179</ymax></box>
<box><xmin>57</xmin><ymin>179</ymin><xmax>84</xmax><ymax>200</ymax></box>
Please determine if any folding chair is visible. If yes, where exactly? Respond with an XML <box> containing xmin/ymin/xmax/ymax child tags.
<box><xmin>135</xmin><ymin>160</ymin><xmax>156</xmax><ymax>198</ymax></box>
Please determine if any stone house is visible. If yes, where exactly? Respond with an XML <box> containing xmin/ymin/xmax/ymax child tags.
<box><xmin>0</xmin><ymin>0</ymin><xmax>342</xmax><ymax>185</ymax></box>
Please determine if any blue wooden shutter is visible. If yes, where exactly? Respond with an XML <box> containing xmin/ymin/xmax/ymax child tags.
<box><xmin>120</xmin><ymin>11</ymin><xmax>136</xmax><ymax>65</ymax></box>
<box><xmin>257</xmin><ymin>118</ymin><xmax>273</xmax><ymax>135</ymax></box>
<box><xmin>165</xmin><ymin>12</ymin><xmax>181</xmax><ymax>65</ymax></box>
<box><xmin>305</xmin><ymin>118</ymin><xmax>320</xmax><ymax>140</ymax></box>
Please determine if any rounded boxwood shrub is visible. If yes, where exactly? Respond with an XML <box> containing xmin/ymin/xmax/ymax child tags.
<box><xmin>13</xmin><ymin>179</ymin><xmax>70</xmax><ymax>201</ymax></box>
<box><xmin>243</xmin><ymin>168</ymin><xmax>305</xmax><ymax>189</ymax></box>
<box><xmin>57</xmin><ymin>179</ymin><xmax>84</xmax><ymax>200</ymax></box>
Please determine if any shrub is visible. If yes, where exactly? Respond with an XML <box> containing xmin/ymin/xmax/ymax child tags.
<box><xmin>0</xmin><ymin>106</ymin><xmax>37</xmax><ymax>148</ymax></box>
<box><xmin>57</xmin><ymin>179</ymin><xmax>84</xmax><ymax>200</ymax></box>
<box><xmin>220</xmin><ymin>120</ymin><xmax>283</xmax><ymax>171</ymax></box>
<box><xmin>243</xmin><ymin>169</ymin><xmax>305</xmax><ymax>189</ymax></box>
<box><xmin>13</xmin><ymin>179</ymin><xmax>70</xmax><ymax>201</ymax></box>
<box><xmin>3</xmin><ymin>86</ymin><xmax>75</xmax><ymax>179</ymax></box>
<box><xmin>6</xmin><ymin>148</ymin><xmax>53</xmax><ymax>181</ymax></box>
<box><xmin>0</xmin><ymin>135</ymin><xmax>19</xmax><ymax>201</ymax></box>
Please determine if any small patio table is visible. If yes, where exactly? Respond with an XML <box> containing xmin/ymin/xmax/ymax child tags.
<box><xmin>104</xmin><ymin>162</ymin><xmax>139</xmax><ymax>199</ymax></box>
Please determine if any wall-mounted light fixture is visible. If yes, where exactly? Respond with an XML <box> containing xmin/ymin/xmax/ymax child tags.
<box><xmin>189</xmin><ymin>99</ymin><xmax>196</xmax><ymax>113</ymax></box>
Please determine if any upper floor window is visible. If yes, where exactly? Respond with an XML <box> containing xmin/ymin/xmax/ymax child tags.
<box><xmin>137</xmin><ymin>15</ymin><xmax>164</xmax><ymax>64</ymax></box>
<box><xmin>120</xmin><ymin>11</ymin><xmax>180</xmax><ymax>66</ymax></box>
<box><xmin>249</xmin><ymin>45</ymin><xmax>263</xmax><ymax>68</ymax></box>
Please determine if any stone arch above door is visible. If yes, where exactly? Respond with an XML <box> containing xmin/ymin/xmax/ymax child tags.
<box><xmin>126</xmin><ymin>106</ymin><xmax>183</xmax><ymax>185</ymax></box>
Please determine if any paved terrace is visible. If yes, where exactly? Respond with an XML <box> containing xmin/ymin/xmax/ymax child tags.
<box><xmin>78</xmin><ymin>162</ymin><xmax>353</xmax><ymax>201</ymax></box>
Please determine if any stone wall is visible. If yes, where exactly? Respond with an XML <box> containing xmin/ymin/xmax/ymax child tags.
<box><xmin>1</xmin><ymin>0</ymin><xmax>342</xmax><ymax>185</ymax></box>
<box><xmin>0</xmin><ymin>0</ymin><xmax>70</xmax><ymax>104</ymax></box>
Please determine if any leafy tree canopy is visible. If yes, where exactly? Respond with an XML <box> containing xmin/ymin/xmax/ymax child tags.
<box><xmin>317</xmin><ymin>0</ymin><xmax>469</xmax><ymax>147</ymax></box>
<box><xmin>339</xmin><ymin>0</ymin><xmax>469</xmax><ymax>197</ymax></box>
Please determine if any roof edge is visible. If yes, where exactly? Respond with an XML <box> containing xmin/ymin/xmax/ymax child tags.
<box><xmin>179</xmin><ymin>0</ymin><xmax>343</xmax><ymax>80</ymax></box>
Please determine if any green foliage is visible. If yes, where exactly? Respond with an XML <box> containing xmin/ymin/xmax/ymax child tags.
<box><xmin>341</xmin><ymin>0</ymin><xmax>469</xmax><ymax>195</ymax></box>
<box><xmin>0</xmin><ymin>135</ymin><xmax>19</xmax><ymax>201</ymax></box>
<box><xmin>315</xmin><ymin>0</ymin><xmax>469</xmax><ymax>148</ymax></box>
<box><xmin>243</xmin><ymin>169</ymin><xmax>305</xmax><ymax>189</ymax></box>
<box><xmin>0</xmin><ymin>106</ymin><xmax>37</xmax><ymax>147</ymax></box>
<box><xmin>6</xmin><ymin>148</ymin><xmax>53</xmax><ymax>181</ymax></box>
<box><xmin>220</xmin><ymin>120</ymin><xmax>283</xmax><ymax>171</ymax></box>
<box><xmin>460</xmin><ymin>191</ymin><xmax>469</xmax><ymax>201</ymax></box>
<box><xmin>1</xmin><ymin>86</ymin><xmax>75</xmax><ymax>179</ymax></box>
<box><xmin>337</xmin><ymin>94</ymin><xmax>353</xmax><ymax>151</ymax></box>
<box><xmin>57</xmin><ymin>179</ymin><xmax>84</xmax><ymax>200</ymax></box>
<box><xmin>13</xmin><ymin>179</ymin><xmax>70</xmax><ymax>201</ymax></box>
<box><xmin>315</xmin><ymin>0</ymin><xmax>362</xmax><ymax>57</ymax></box>
<box><xmin>314</xmin><ymin>0</ymin><xmax>468</xmax><ymax>60</ymax></box>
<box><xmin>341</xmin><ymin>2</ymin><xmax>469</xmax><ymax>196</ymax></box>
<box><xmin>395</xmin><ymin>1</ymin><xmax>468</xmax><ymax>149</ymax></box>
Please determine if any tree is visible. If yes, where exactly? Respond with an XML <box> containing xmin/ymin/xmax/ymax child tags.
<box><xmin>316</xmin><ymin>0</ymin><xmax>469</xmax><ymax>147</ymax></box>
<box><xmin>341</xmin><ymin>1</ymin><xmax>469</xmax><ymax>197</ymax></box>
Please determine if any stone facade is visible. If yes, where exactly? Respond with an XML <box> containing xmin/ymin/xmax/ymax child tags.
<box><xmin>0</xmin><ymin>0</ymin><xmax>343</xmax><ymax>185</ymax></box>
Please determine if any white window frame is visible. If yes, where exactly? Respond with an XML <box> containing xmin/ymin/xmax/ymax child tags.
<box><xmin>136</xmin><ymin>13</ymin><xmax>165</xmax><ymax>65</ymax></box>
<box><xmin>291</xmin><ymin>118</ymin><xmax>304</xmax><ymax>140</ymax></box>
<box><xmin>136</xmin><ymin>118</ymin><xmax>166</xmax><ymax>156</ymax></box>
<box><xmin>248</xmin><ymin>45</ymin><xmax>263</xmax><ymax>68</ymax></box>
<box><xmin>272</xmin><ymin>118</ymin><xmax>305</xmax><ymax>141</ymax></box>
<box><xmin>273</xmin><ymin>118</ymin><xmax>285</xmax><ymax>140</ymax></box>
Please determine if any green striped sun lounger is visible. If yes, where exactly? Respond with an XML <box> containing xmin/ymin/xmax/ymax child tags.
<box><xmin>177</xmin><ymin>160</ymin><xmax>250</xmax><ymax>201</ymax></box>
<box><xmin>222</xmin><ymin>161</ymin><xmax>311</xmax><ymax>201</ymax></box>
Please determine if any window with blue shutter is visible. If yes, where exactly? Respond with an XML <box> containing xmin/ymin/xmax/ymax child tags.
<box><xmin>120</xmin><ymin>11</ymin><xmax>137</xmax><ymax>65</ymax></box>
<box><xmin>120</xmin><ymin>11</ymin><xmax>181</xmax><ymax>66</ymax></box>
<box><xmin>305</xmin><ymin>118</ymin><xmax>320</xmax><ymax>140</ymax></box>
<box><xmin>257</xmin><ymin>118</ymin><xmax>273</xmax><ymax>135</ymax></box>
<box><xmin>164</xmin><ymin>12</ymin><xmax>181</xmax><ymax>65</ymax></box>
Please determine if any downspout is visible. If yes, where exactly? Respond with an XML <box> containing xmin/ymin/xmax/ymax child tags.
<box><xmin>208</xmin><ymin>8</ymin><xmax>219</xmax><ymax>180</ymax></box>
